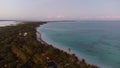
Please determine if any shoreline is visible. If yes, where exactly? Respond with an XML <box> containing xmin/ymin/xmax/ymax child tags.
<box><xmin>0</xmin><ymin>21</ymin><xmax>99</xmax><ymax>68</ymax></box>
<box><xmin>36</xmin><ymin>23</ymin><xmax>99</xmax><ymax>68</ymax></box>
<box><xmin>36</xmin><ymin>32</ymin><xmax>49</xmax><ymax>45</ymax></box>
<box><xmin>36</xmin><ymin>31</ymin><xmax>74</xmax><ymax>55</ymax></box>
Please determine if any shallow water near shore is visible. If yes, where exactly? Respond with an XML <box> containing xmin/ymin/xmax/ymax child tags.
<box><xmin>37</xmin><ymin>21</ymin><xmax>120</xmax><ymax>68</ymax></box>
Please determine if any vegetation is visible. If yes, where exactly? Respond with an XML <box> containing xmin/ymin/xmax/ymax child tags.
<box><xmin>0</xmin><ymin>22</ymin><xmax>99</xmax><ymax>68</ymax></box>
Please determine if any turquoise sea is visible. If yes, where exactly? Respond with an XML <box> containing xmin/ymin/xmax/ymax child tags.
<box><xmin>37</xmin><ymin>21</ymin><xmax>120</xmax><ymax>68</ymax></box>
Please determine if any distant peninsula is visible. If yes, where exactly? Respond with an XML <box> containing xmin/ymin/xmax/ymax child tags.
<box><xmin>0</xmin><ymin>21</ymin><xmax>99</xmax><ymax>68</ymax></box>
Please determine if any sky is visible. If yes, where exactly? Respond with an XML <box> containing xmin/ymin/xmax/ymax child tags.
<box><xmin>0</xmin><ymin>0</ymin><xmax>120</xmax><ymax>21</ymax></box>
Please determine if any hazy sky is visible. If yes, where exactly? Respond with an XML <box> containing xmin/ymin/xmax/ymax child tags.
<box><xmin>0</xmin><ymin>0</ymin><xmax>120</xmax><ymax>20</ymax></box>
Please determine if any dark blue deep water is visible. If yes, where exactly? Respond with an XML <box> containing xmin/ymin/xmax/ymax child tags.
<box><xmin>37</xmin><ymin>21</ymin><xmax>120</xmax><ymax>68</ymax></box>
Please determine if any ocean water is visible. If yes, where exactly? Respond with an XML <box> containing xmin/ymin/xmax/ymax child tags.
<box><xmin>37</xmin><ymin>21</ymin><xmax>120</xmax><ymax>68</ymax></box>
<box><xmin>0</xmin><ymin>21</ymin><xmax>18</xmax><ymax>27</ymax></box>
